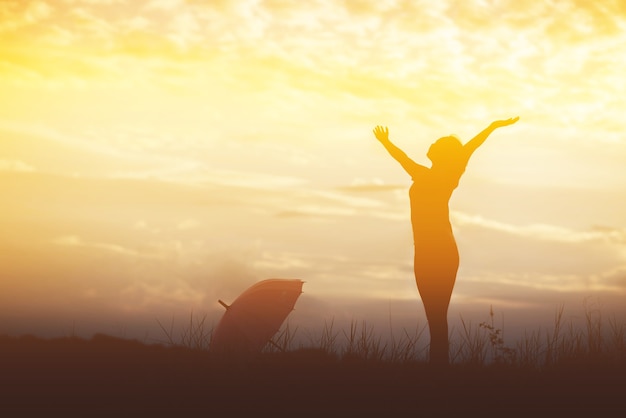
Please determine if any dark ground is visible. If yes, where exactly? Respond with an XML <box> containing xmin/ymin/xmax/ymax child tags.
<box><xmin>1</xmin><ymin>333</ymin><xmax>625</xmax><ymax>416</ymax></box>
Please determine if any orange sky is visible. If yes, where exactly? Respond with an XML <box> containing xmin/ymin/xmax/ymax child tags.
<box><xmin>1</xmin><ymin>0</ymin><xmax>625</xmax><ymax>342</ymax></box>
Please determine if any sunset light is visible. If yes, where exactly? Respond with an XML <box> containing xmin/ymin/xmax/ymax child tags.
<box><xmin>1</xmin><ymin>0</ymin><xmax>625</xmax><ymax>343</ymax></box>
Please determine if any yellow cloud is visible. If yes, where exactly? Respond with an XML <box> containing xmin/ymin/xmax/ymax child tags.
<box><xmin>0</xmin><ymin>159</ymin><xmax>35</xmax><ymax>172</ymax></box>
<box><xmin>0</xmin><ymin>0</ymin><xmax>53</xmax><ymax>34</ymax></box>
<box><xmin>452</xmin><ymin>211</ymin><xmax>626</xmax><ymax>244</ymax></box>
<box><xmin>51</xmin><ymin>235</ymin><xmax>145</xmax><ymax>257</ymax></box>
<box><xmin>465</xmin><ymin>269</ymin><xmax>626</xmax><ymax>294</ymax></box>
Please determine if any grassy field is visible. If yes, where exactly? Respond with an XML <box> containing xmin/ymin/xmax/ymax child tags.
<box><xmin>2</xmin><ymin>308</ymin><xmax>625</xmax><ymax>415</ymax></box>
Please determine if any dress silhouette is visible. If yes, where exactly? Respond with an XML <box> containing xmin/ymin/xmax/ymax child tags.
<box><xmin>373</xmin><ymin>117</ymin><xmax>519</xmax><ymax>366</ymax></box>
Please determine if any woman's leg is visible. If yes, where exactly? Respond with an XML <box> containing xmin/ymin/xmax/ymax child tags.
<box><xmin>424</xmin><ymin>303</ymin><xmax>450</xmax><ymax>366</ymax></box>
<box><xmin>414</xmin><ymin>241</ymin><xmax>459</xmax><ymax>366</ymax></box>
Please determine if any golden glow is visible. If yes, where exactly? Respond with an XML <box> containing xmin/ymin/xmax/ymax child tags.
<box><xmin>1</xmin><ymin>0</ymin><xmax>625</xmax><ymax>337</ymax></box>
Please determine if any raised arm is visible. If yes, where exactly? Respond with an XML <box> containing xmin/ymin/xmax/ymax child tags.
<box><xmin>373</xmin><ymin>125</ymin><xmax>427</xmax><ymax>178</ymax></box>
<box><xmin>463</xmin><ymin>116</ymin><xmax>519</xmax><ymax>160</ymax></box>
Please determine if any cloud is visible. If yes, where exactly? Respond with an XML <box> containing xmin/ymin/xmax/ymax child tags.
<box><xmin>275</xmin><ymin>206</ymin><xmax>355</xmax><ymax>219</ymax></box>
<box><xmin>0</xmin><ymin>159</ymin><xmax>35</xmax><ymax>172</ymax></box>
<box><xmin>253</xmin><ymin>251</ymin><xmax>313</xmax><ymax>272</ymax></box>
<box><xmin>462</xmin><ymin>271</ymin><xmax>601</xmax><ymax>294</ymax></box>
<box><xmin>145</xmin><ymin>0</ymin><xmax>186</xmax><ymax>11</ymax></box>
<box><xmin>1</xmin><ymin>0</ymin><xmax>624</xmax><ymax>139</ymax></box>
<box><xmin>199</xmin><ymin>168</ymin><xmax>308</xmax><ymax>189</ymax></box>
<box><xmin>544</xmin><ymin>0</ymin><xmax>626</xmax><ymax>41</ymax></box>
<box><xmin>1</xmin><ymin>0</ymin><xmax>625</xmax><ymax>343</ymax></box>
<box><xmin>121</xmin><ymin>15</ymin><xmax>151</xmax><ymax>31</ymax></box>
<box><xmin>176</xmin><ymin>218</ymin><xmax>200</xmax><ymax>230</ymax></box>
<box><xmin>0</xmin><ymin>0</ymin><xmax>54</xmax><ymax>34</ymax></box>
<box><xmin>52</xmin><ymin>235</ymin><xmax>145</xmax><ymax>257</ymax></box>
<box><xmin>40</xmin><ymin>24</ymin><xmax>77</xmax><ymax>46</ymax></box>
<box><xmin>118</xmin><ymin>278</ymin><xmax>206</xmax><ymax>312</ymax></box>
<box><xmin>69</xmin><ymin>6</ymin><xmax>116</xmax><ymax>42</ymax></box>
<box><xmin>273</xmin><ymin>186</ymin><xmax>402</xmax><ymax>222</ymax></box>
<box><xmin>64</xmin><ymin>0</ymin><xmax>124</xmax><ymax>4</ymax></box>
<box><xmin>0</xmin><ymin>121</ymin><xmax>220</xmax><ymax>181</ymax></box>
<box><xmin>589</xmin><ymin>265</ymin><xmax>626</xmax><ymax>291</ymax></box>
<box><xmin>452</xmin><ymin>211</ymin><xmax>626</xmax><ymax>245</ymax></box>
<box><xmin>336</xmin><ymin>178</ymin><xmax>405</xmax><ymax>193</ymax></box>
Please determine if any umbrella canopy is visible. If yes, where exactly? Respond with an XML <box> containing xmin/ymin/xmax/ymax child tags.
<box><xmin>210</xmin><ymin>278</ymin><xmax>304</xmax><ymax>354</ymax></box>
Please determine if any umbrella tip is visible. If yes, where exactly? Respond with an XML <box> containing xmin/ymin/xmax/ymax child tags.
<box><xmin>218</xmin><ymin>299</ymin><xmax>230</xmax><ymax>310</ymax></box>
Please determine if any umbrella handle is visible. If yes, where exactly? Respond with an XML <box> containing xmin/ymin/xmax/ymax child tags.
<box><xmin>218</xmin><ymin>299</ymin><xmax>230</xmax><ymax>310</ymax></box>
<box><xmin>267</xmin><ymin>339</ymin><xmax>284</xmax><ymax>352</ymax></box>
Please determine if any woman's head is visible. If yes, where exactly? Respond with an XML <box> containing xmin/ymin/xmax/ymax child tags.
<box><xmin>427</xmin><ymin>135</ymin><xmax>464</xmax><ymax>166</ymax></box>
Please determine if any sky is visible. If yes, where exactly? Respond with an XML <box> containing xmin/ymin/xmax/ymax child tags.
<box><xmin>1</xmin><ymin>0</ymin><xmax>625</xmax><ymax>347</ymax></box>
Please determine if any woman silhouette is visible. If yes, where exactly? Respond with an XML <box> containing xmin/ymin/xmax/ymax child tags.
<box><xmin>373</xmin><ymin>117</ymin><xmax>519</xmax><ymax>366</ymax></box>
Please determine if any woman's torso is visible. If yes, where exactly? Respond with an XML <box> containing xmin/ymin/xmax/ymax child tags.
<box><xmin>409</xmin><ymin>165</ymin><xmax>465</xmax><ymax>238</ymax></box>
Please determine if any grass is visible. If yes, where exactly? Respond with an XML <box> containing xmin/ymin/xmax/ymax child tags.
<box><xmin>155</xmin><ymin>310</ymin><xmax>212</xmax><ymax>351</ymax></box>
<box><xmin>2</xmin><ymin>305</ymin><xmax>625</xmax><ymax>414</ymax></box>
<box><xmin>153</xmin><ymin>304</ymin><xmax>626</xmax><ymax>371</ymax></box>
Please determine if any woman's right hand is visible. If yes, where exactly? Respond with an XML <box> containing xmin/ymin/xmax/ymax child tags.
<box><xmin>373</xmin><ymin>125</ymin><xmax>389</xmax><ymax>142</ymax></box>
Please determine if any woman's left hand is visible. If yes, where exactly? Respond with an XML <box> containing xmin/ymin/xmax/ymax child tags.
<box><xmin>491</xmin><ymin>116</ymin><xmax>520</xmax><ymax>128</ymax></box>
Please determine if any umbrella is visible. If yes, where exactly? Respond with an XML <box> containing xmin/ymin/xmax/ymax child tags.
<box><xmin>210</xmin><ymin>278</ymin><xmax>304</xmax><ymax>354</ymax></box>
